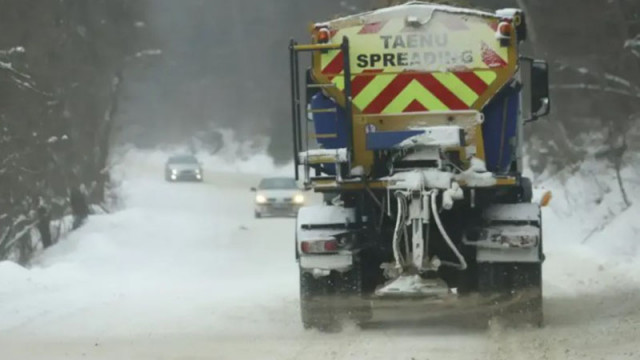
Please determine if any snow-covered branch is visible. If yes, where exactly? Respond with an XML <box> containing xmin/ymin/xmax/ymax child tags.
<box><xmin>0</xmin><ymin>52</ymin><xmax>52</xmax><ymax>96</ymax></box>
<box><xmin>0</xmin><ymin>60</ymin><xmax>30</xmax><ymax>79</ymax></box>
<box><xmin>0</xmin><ymin>61</ymin><xmax>52</xmax><ymax>96</ymax></box>
<box><xmin>624</xmin><ymin>34</ymin><xmax>640</xmax><ymax>58</ymax></box>
<box><xmin>625</xmin><ymin>35</ymin><xmax>640</xmax><ymax>53</ymax></box>
<box><xmin>133</xmin><ymin>49</ymin><xmax>162</xmax><ymax>58</ymax></box>
<box><xmin>550</xmin><ymin>83</ymin><xmax>640</xmax><ymax>99</ymax></box>
<box><xmin>605</xmin><ymin>73</ymin><xmax>632</xmax><ymax>88</ymax></box>
<box><xmin>1</xmin><ymin>153</ymin><xmax>20</xmax><ymax>167</ymax></box>
<box><xmin>0</xmin><ymin>46</ymin><xmax>25</xmax><ymax>56</ymax></box>
<box><xmin>554</xmin><ymin>61</ymin><xmax>640</xmax><ymax>93</ymax></box>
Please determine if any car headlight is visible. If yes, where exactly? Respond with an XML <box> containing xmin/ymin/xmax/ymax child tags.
<box><xmin>293</xmin><ymin>194</ymin><xmax>305</xmax><ymax>204</ymax></box>
<box><xmin>171</xmin><ymin>169</ymin><xmax>178</xmax><ymax>174</ymax></box>
<box><xmin>255</xmin><ymin>194</ymin><xmax>267</xmax><ymax>204</ymax></box>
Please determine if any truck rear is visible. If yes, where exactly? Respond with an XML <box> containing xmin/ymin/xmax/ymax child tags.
<box><xmin>289</xmin><ymin>1</ymin><xmax>551</xmax><ymax>331</ymax></box>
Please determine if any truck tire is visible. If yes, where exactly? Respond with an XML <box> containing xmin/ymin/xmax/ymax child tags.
<box><xmin>511</xmin><ymin>263</ymin><xmax>543</xmax><ymax>327</ymax></box>
<box><xmin>299</xmin><ymin>260</ymin><xmax>371</xmax><ymax>332</ymax></box>
<box><xmin>478</xmin><ymin>262</ymin><xmax>543</xmax><ymax>327</ymax></box>
<box><xmin>299</xmin><ymin>269</ymin><xmax>339</xmax><ymax>331</ymax></box>
<box><xmin>521</xmin><ymin>177</ymin><xmax>533</xmax><ymax>203</ymax></box>
<box><xmin>332</xmin><ymin>258</ymin><xmax>372</xmax><ymax>326</ymax></box>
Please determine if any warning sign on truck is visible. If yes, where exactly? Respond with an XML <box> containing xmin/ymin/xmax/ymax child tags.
<box><xmin>320</xmin><ymin>11</ymin><xmax>510</xmax><ymax>74</ymax></box>
<box><xmin>355</xmin><ymin>33</ymin><xmax>474</xmax><ymax>69</ymax></box>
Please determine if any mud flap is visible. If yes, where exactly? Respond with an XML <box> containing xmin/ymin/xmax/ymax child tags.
<box><xmin>469</xmin><ymin>203</ymin><xmax>542</xmax><ymax>263</ymax></box>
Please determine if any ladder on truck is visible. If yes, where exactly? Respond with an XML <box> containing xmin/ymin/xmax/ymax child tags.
<box><xmin>288</xmin><ymin>37</ymin><xmax>354</xmax><ymax>186</ymax></box>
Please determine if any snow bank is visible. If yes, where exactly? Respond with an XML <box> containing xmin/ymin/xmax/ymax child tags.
<box><xmin>0</xmin><ymin>146</ymin><xmax>299</xmax><ymax>337</ymax></box>
<box><xmin>538</xmin><ymin>155</ymin><xmax>640</xmax><ymax>274</ymax></box>
<box><xmin>0</xmin><ymin>261</ymin><xmax>30</xmax><ymax>285</ymax></box>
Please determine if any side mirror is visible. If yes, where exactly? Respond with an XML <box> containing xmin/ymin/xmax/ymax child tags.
<box><xmin>521</xmin><ymin>58</ymin><xmax>551</xmax><ymax>122</ymax></box>
<box><xmin>250</xmin><ymin>187</ymin><xmax>257</xmax><ymax>192</ymax></box>
<box><xmin>531</xmin><ymin>60</ymin><xmax>551</xmax><ymax>118</ymax></box>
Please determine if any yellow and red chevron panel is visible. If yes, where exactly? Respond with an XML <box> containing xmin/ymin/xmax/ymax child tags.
<box><xmin>312</xmin><ymin>4</ymin><xmax>516</xmax><ymax>115</ymax></box>
<box><xmin>328</xmin><ymin>70</ymin><xmax>498</xmax><ymax>114</ymax></box>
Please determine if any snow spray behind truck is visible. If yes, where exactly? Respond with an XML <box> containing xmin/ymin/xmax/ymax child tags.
<box><xmin>289</xmin><ymin>1</ymin><xmax>551</xmax><ymax>330</ymax></box>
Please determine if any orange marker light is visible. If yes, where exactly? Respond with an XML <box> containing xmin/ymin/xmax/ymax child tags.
<box><xmin>317</xmin><ymin>28</ymin><xmax>331</xmax><ymax>43</ymax></box>
<box><xmin>498</xmin><ymin>21</ymin><xmax>512</xmax><ymax>37</ymax></box>
<box><xmin>540</xmin><ymin>191</ymin><xmax>553</xmax><ymax>207</ymax></box>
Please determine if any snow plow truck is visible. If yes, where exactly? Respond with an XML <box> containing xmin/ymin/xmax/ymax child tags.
<box><xmin>289</xmin><ymin>1</ymin><xmax>551</xmax><ymax>331</ymax></box>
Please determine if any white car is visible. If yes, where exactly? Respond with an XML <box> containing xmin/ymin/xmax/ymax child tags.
<box><xmin>165</xmin><ymin>154</ymin><xmax>203</xmax><ymax>182</ymax></box>
<box><xmin>252</xmin><ymin>177</ymin><xmax>305</xmax><ymax>218</ymax></box>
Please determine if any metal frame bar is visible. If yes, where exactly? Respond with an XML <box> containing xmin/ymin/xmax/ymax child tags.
<box><xmin>294</xmin><ymin>51</ymin><xmax>303</xmax><ymax>153</ymax></box>
<box><xmin>293</xmin><ymin>43</ymin><xmax>342</xmax><ymax>51</ymax></box>
<box><xmin>288</xmin><ymin>39</ymin><xmax>300</xmax><ymax>180</ymax></box>
<box><xmin>289</xmin><ymin>37</ymin><xmax>354</xmax><ymax>182</ymax></box>
<box><xmin>341</xmin><ymin>37</ymin><xmax>354</xmax><ymax>161</ymax></box>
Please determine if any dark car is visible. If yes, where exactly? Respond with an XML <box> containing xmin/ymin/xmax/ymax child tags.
<box><xmin>165</xmin><ymin>154</ymin><xmax>203</xmax><ymax>182</ymax></box>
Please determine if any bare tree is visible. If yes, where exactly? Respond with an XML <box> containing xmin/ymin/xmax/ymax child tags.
<box><xmin>0</xmin><ymin>0</ymin><xmax>152</xmax><ymax>263</ymax></box>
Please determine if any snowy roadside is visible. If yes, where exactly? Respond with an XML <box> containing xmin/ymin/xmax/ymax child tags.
<box><xmin>0</xmin><ymin>149</ymin><xmax>639</xmax><ymax>359</ymax></box>
<box><xmin>538</xmin><ymin>154</ymin><xmax>640</xmax><ymax>276</ymax></box>
<box><xmin>0</xmin><ymin>148</ymin><xmax>296</xmax><ymax>334</ymax></box>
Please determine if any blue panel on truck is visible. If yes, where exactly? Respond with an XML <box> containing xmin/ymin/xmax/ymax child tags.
<box><xmin>366</xmin><ymin>130</ymin><xmax>425</xmax><ymax>150</ymax></box>
<box><xmin>482</xmin><ymin>86</ymin><xmax>520</xmax><ymax>174</ymax></box>
<box><xmin>310</xmin><ymin>93</ymin><xmax>348</xmax><ymax>149</ymax></box>
<box><xmin>309</xmin><ymin>93</ymin><xmax>347</xmax><ymax>176</ymax></box>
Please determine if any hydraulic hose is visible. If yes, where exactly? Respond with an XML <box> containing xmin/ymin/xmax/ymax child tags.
<box><xmin>401</xmin><ymin>195</ymin><xmax>410</xmax><ymax>264</ymax></box>
<box><xmin>430</xmin><ymin>191</ymin><xmax>468</xmax><ymax>270</ymax></box>
<box><xmin>392</xmin><ymin>191</ymin><xmax>408</xmax><ymax>269</ymax></box>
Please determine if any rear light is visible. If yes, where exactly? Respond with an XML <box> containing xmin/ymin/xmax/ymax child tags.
<box><xmin>317</xmin><ymin>28</ymin><xmax>331</xmax><ymax>44</ymax></box>
<box><xmin>301</xmin><ymin>241</ymin><xmax>311</xmax><ymax>253</ymax></box>
<box><xmin>497</xmin><ymin>21</ymin><xmax>512</xmax><ymax>38</ymax></box>
<box><xmin>300</xmin><ymin>240</ymin><xmax>339</xmax><ymax>254</ymax></box>
<box><xmin>323</xmin><ymin>240</ymin><xmax>338</xmax><ymax>252</ymax></box>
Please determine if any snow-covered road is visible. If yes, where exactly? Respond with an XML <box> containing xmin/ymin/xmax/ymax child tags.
<box><xmin>1</xmin><ymin>151</ymin><xmax>639</xmax><ymax>360</ymax></box>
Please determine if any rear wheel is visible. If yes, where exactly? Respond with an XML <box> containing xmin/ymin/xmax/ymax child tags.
<box><xmin>299</xmin><ymin>269</ymin><xmax>339</xmax><ymax>331</ymax></box>
<box><xmin>333</xmin><ymin>258</ymin><xmax>372</xmax><ymax>326</ymax></box>
<box><xmin>507</xmin><ymin>263</ymin><xmax>543</xmax><ymax>326</ymax></box>
<box><xmin>478</xmin><ymin>262</ymin><xmax>543</xmax><ymax>327</ymax></box>
<box><xmin>520</xmin><ymin>177</ymin><xmax>533</xmax><ymax>203</ymax></box>
<box><xmin>299</xmin><ymin>259</ymin><xmax>371</xmax><ymax>332</ymax></box>
<box><xmin>254</xmin><ymin>211</ymin><xmax>262</xmax><ymax>219</ymax></box>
